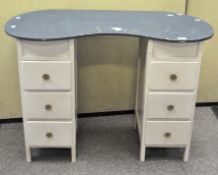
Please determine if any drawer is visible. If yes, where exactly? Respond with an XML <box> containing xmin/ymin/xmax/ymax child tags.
<box><xmin>23</xmin><ymin>92</ymin><xmax>72</xmax><ymax>120</ymax></box>
<box><xmin>149</xmin><ymin>62</ymin><xmax>199</xmax><ymax>90</ymax></box>
<box><xmin>22</xmin><ymin>61</ymin><xmax>71</xmax><ymax>90</ymax></box>
<box><xmin>147</xmin><ymin>92</ymin><xmax>195</xmax><ymax>119</ymax></box>
<box><xmin>26</xmin><ymin>121</ymin><xmax>72</xmax><ymax>147</ymax></box>
<box><xmin>145</xmin><ymin>121</ymin><xmax>191</xmax><ymax>146</ymax></box>
<box><xmin>151</xmin><ymin>41</ymin><xmax>199</xmax><ymax>58</ymax></box>
<box><xmin>21</xmin><ymin>40</ymin><xmax>71</xmax><ymax>60</ymax></box>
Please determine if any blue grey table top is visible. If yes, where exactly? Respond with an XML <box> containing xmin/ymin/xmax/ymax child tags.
<box><xmin>5</xmin><ymin>10</ymin><xmax>214</xmax><ymax>42</ymax></box>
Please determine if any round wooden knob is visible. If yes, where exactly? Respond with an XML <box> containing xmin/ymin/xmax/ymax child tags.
<box><xmin>45</xmin><ymin>104</ymin><xmax>52</xmax><ymax>111</ymax></box>
<box><xmin>46</xmin><ymin>132</ymin><xmax>53</xmax><ymax>138</ymax></box>
<box><xmin>170</xmin><ymin>74</ymin><xmax>177</xmax><ymax>81</ymax></box>
<box><xmin>42</xmin><ymin>74</ymin><xmax>50</xmax><ymax>80</ymax></box>
<box><xmin>164</xmin><ymin>132</ymin><xmax>171</xmax><ymax>138</ymax></box>
<box><xmin>167</xmin><ymin>105</ymin><xmax>174</xmax><ymax>111</ymax></box>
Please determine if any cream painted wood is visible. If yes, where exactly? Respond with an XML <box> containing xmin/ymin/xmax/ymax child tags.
<box><xmin>21</xmin><ymin>40</ymin><xmax>71</xmax><ymax>60</ymax></box>
<box><xmin>17</xmin><ymin>40</ymin><xmax>31</xmax><ymax>162</ymax></box>
<box><xmin>16</xmin><ymin>36</ymin><xmax>203</xmax><ymax>162</ymax></box>
<box><xmin>145</xmin><ymin>121</ymin><xmax>191</xmax><ymax>146</ymax></box>
<box><xmin>70</xmin><ymin>40</ymin><xmax>77</xmax><ymax>162</ymax></box>
<box><xmin>23</xmin><ymin>92</ymin><xmax>72</xmax><ymax>120</ymax></box>
<box><xmin>135</xmin><ymin>38</ymin><xmax>149</xmax><ymax>161</ymax></box>
<box><xmin>16</xmin><ymin>39</ymin><xmax>77</xmax><ymax>162</ymax></box>
<box><xmin>152</xmin><ymin>41</ymin><xmax>200</xmax><ymax>58</ymax></box>
<box><xmin>22</xmin><ymin>61</ymin><xmax>72</xmax><ymax>90</ymax></box>
<box><xmin>150</xmin><ymin>56</ymin><xmax>201</xmax><ymax>63</ymax></box>
<box><xmin>135</xmin><ymin>39</ymin><xmax>148</xmax><ymax>136</ymax></box>
<box><xmin>26</xmin><ymin>121</ymin><xmax>73</xmax><ymax>147</ymax></box>
<box><xmin>135</xmin><ymin>39</ymin><xmax>203</xmax><ymax>162</ymax></box>
<box><xmin>147</xmin><ymin>92</ymin><xmax>195</xmax><ymax>119</ymax></box>
<box><xmin>182</xmin><ymin>42</ymin><xmax>203</xmax><ymax>162</ymax></box>
<box><xmin>149</xmin><ymin>62</ymin><xmax>200</xmax><ymax>91</ymax></box>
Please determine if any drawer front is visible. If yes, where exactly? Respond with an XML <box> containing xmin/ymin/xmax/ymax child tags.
<box><xmin>145</xmin><ymin>121</ymin><xmax>191</xmax><ymax>146</ymax></box>
<box><xmin>149</xmin><ymin>62</ymin><xmax>199</xmax><ymax>90</ymax></box>
<box><xmin>23</xmin><ymin>92</ymin><xmax>72</xmax><ymax>120</ymax></box>
<box><xmin>147</xmin><ymin>92</ymin><xmax>195</xmax><ymax>119</ymax></box>
<box><xmin>26</xmin><ymin>122</ymin><xmax>72</xmax><ymax>147</ymax></box>
<box><xmin>22</xmin><ymin>61</ymin><xmax>71</xmax><ymax>90</ymax></box>
<box><xmin>151</xmin><ymin>41</ymin><xmax>199</xmax><ymax>58</ymax></box>
<box><xmin>21</xmin><ymin>40</ymin><xmax>71</xmax><ymax>60</ymax></box>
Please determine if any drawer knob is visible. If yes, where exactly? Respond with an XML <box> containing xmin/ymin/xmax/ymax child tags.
<box><xmin>164</xmin><ymin>132</ymin><xmax>171</xmax><ymax>138</ymax></box>
<box><xmin>170</xmin><ymin>74</ymin><xmax>177</xmax><ymax>81</ymax></box>
<box><xmin>167</xmin><ymin>105</ymin><xmax>174</xmax><ymax>111</ymax></box>
<box><xmin>42</xmin><ymin>74</ymin><xmax>50</xmax><ymax>80</ymax></box>
<box><xmin>45</xmin><ymin>104</ymin><xmax>52</xmax><ymax>111</ymax></box>
<box><xmin>46</xmin><ymin>132</ymin><xmax>53</xmax><ymax>138</ymax></box>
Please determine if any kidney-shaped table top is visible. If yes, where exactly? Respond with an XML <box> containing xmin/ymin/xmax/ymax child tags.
<box><xmin>5</xmin><ymin>10</ymin><xmax>214</xmax><ymax>42</ymax></box>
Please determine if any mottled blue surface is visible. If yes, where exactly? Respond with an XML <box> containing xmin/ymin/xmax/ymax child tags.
<box><xmin>5</xmin><ymin>10</ymin><xmax>213</xmax><ymax>42</ymax></box>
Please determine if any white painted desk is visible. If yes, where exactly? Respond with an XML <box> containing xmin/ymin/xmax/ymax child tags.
<box><xmin>5</xmin><ymin>10</ymin><xmax>213</xmax><ymax>162</ymax></box>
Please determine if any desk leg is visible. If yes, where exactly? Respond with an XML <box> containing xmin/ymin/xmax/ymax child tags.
<box><xmin>70</xmin><ymin>39</ymin><xmax>77</xmax><ymax>162</ymax></box>
<box><xmin>25</xmin><ymin>146</ymin><xmax>31</xmax><ymax>162</ymax></box>
<box><xmin>71</xmin><ymin>131</ymin><xmax>76</xmax><ymax>162</ymax></box>
<box><xmin>136</xmin><ymin>38</ymin><xmax>149</xmax><ymax>161</ymax></box>
<box><xmin>71</xmin><ymin>112</ymin><xmax>76</xmax><ymax>162</ymax></box>
<box><xmin>134</xmin><ymin>48</ymin><xmax>141</xmax><ymax>130</ymax></box>
<box><xmin>183</xmin><ymin>145</ymin><xmax>190</xmax><ymax>162</ymax></box>
<box><xmin>140</xmin><ymin>145</ymin><xmax>146</xmax><ymax>162</ymax></box>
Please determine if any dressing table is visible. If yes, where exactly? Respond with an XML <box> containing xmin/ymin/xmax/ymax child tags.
<box><xmin>5</xmin><ymin>10</ymin><xmax>213</xmax><ymax>162</ymax></box>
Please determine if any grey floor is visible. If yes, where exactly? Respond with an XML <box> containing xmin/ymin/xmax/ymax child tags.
<box><xmin>0</xmin><ymin>107</ymin><xmax>218</xmax><ymax>175</ymax></box>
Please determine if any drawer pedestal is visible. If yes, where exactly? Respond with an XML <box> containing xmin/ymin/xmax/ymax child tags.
<box><xmin>17</xmin><ymin>39</ymin><xmax>77</xmax><ymax>162</ymax></box>
<box><xmin>135</xmin><ymin>39</ymin><xmax>203</xmax><ymax>161</ymax></box>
